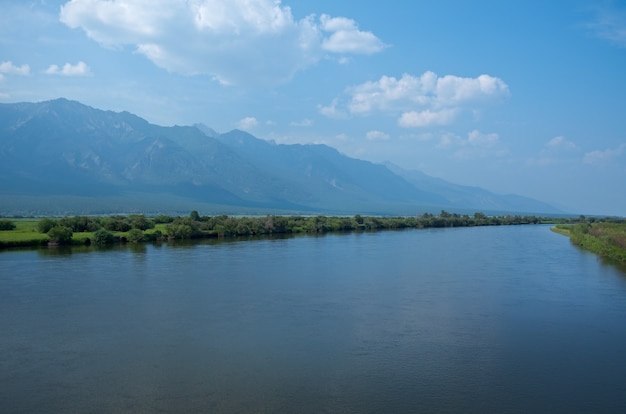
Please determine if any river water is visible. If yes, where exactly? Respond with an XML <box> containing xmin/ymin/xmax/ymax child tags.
<box><xmin>1</xmin><ymin>225</ymin><xmax>626</xmax><ymax>413</ymax></box>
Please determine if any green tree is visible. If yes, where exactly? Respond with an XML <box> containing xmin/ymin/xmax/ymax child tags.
<box><xmin>0</xmin><ymin>219</ymin><xmax>16</xmax><ymax>230</ymax></box>
<box><xmin>38</xmin><ymin>218</ymin><xmax>58</xmax><ymax>233</ymax></box>
<box><xmin>93</xmin><ymin>229</ymin><xmax>115</xmax><ymax>245</ymax></box>
<box><xmin>130</xmin><ymin>215</ymin><xmax>154</xmax><ymax>230</ymax></box>
<box><xmin>126</xmin><ymin>228</ymin><xmax>143</xmax><ymax>243</ymax></box>
<box><xmin>103</xmin><ymin>217</ymin><xmax>131</xmax><ymax>232</ymax></box>
<box><xmin>189</xmin><ymin>210</ymin><xmax>201</xmax><ymax>222</ymax></box>
<box><xmin>154</xmin><ymin>214</ymin><xmax>174</xmax><ymax>224</ymax></box>
<box><xmin>47</xmin><ymin>226</ymin><xmax>73</xmax><ymax>244</ymax></box>
<box><xmin>168</xmin><ymin>223</ymin><xmax>194</xmax><ymax>239</ymax></box>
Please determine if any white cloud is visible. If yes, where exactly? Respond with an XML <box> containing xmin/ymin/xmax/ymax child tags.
<box><xmin>366</xmin><ymin>130</ymin><xmax>390</xmax><ymax>141</ymax></box>
<box><xmin>398</xmin><ymin>109</ymin><xmax>457</xmax><ymax>128</ymax></box>
<box><xmin>583</xmin><ymin>143</ymin><xmax>626</xmax><ymax>165</ymax></box>
<box><xmin>44</xmin><ymin>61</ymin><xmax>92</xmax><ymax>76</ymax></box>
<box><xmin>0</xmin><ymin>61</ymin><xmax>30</xmax><ymax>76</ymax></box>
<box><xmin>237</xmin><ymin>116</ymin><xmax>258</xmax><ymax>130</ymax></box>
<box><xmin>317</xmin><ymin>98</ymin><xmax>347</xmax><ymax>119</ymax></box>
<box><xmin>59</xmin><ymin>0</ymin><xmax>386</xmax><ymax>86</ymax></box>
<box><xmin>319</xmin><ymin>14</ymin><xmax>387</xmax><ymax>54</ymax></box>
<box><xmin>546</xmin><ymin>136</ymin><xmax>578</xmax><ymax>150</ymax></box>
<box><xmin>322</xmin><ymin>71</ymin><xmax>509</xmax><ymax>128</ymax></box>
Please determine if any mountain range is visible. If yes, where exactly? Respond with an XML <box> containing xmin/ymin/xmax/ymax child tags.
<box><xmin>0</xmin><ymin>98</ymin><xmax>561</xmax><ymax>216</ymax></box>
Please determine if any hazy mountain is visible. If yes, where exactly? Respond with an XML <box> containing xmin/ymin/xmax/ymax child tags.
<box><xmin>0</xmin><ymin>99</ymin><xmax>561</xmax><ymax>215</ymax></box>
<box><xmin>383</xmin><ymin>162</ymin><xmax>561</xmax><ymax>215</ymax></box>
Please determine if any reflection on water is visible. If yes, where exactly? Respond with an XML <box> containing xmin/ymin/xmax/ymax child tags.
<box><xmin>1</xmin><ymin>225</ymin><xmax>626</xmax><ymax>413</ymax></box>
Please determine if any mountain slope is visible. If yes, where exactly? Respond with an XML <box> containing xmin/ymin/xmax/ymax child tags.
<box><xmin>384</xmin><ymin>162</ymin><xmax>560</xmax><ymax>214</ymax></box>
<box><xmin>0</xmin><ymin>99</ymin><xmax>561</xmax><ymax>215</ymax></box>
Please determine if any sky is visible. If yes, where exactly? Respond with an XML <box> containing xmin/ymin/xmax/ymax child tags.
<box><xmin>1</xmin><ymin>0</ymin><xmax>625</xmax><ymax>216</ymax></box>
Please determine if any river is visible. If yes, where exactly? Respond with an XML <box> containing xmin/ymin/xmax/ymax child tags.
<box><xmin>1</xmin><ymin>225</ymin><xmax>626</xmax><ymax>413</ymax></box>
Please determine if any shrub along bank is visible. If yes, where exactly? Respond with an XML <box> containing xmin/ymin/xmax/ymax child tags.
<box><xmin>0</xmin><ymin>211</ymin><xmax>605</xmax><ymax>249</ymax></box>
<box><xmin>553</xmin><ymin>220</ymin><xmax>626</xmax><ymax>263</ymax></box>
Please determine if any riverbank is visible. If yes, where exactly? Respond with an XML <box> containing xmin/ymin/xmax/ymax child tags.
<box><xmin>552</xmin><ymin>222</ymin><xmax>626</xmax><ymax>263</ymax></box>
<box><xmin>0</xmin><ymin>212</ymin><xmax>559</xmax><ymax>249</ymax></box>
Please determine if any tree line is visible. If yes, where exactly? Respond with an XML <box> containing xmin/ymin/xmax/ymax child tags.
<box><xmin>3</xmin><ymin>211</ymin><xmax>621</xmax><ymax>248</ymax></box>
<box><xmin>27</xmin><ymin>210</ymin><xmax>560</xmax><ymax>246</ymax></box>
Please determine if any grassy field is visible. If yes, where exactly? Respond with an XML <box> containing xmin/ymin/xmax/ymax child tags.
<box><xmin>0</xmin><ymin>219</ymin><xmax>48</xmax><ymax>246</ymax></box>
<box><xmin>0</xmin><ymin>219</ymin><xmax>169</xmax><ymax>248</ymax></box>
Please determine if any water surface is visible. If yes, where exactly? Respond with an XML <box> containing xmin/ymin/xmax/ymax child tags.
<box><xmin>1</xmin><ymin>225</ymin><xmax>626</xmax><ymax>413</ymax></box>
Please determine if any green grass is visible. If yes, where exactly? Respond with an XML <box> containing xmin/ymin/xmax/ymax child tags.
<box><xmin>0</xmin><ymin>219</ymin><xmax>48</xmax><ymax>246</ymax></box>
<box><xmin>0</xmin><ymin>219</ymin><xmax>171</xmax><ymax>248</ymax></box>
<box><xmin>553</xmin><ymin>222</ymin><xmax>626</xmax><ymax>263</ymax></box>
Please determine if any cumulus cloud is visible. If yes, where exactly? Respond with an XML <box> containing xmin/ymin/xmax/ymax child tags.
<box><xmin>59</xmin><ymin>0</ymin><xmax>386</xmax><ymax>86</ymax></box>
<box><xmin>44</xmin><ymin>61</ymin><xmax>92</xmax><ymax>76</ymax></box>
<box><xmin>398</xmin><ymin>109</ymin><xmax>458</xmax><ymax>128</ymax></box>
<box><xmin>583</xmin><ymin>143</ymin><xmax>626</xmax><ymax>165</ymax></box>
<box><xmin>319</xmin><ymin>14</ymin><xmax>387</xmax><ymax>54</ymax></box>
<box><xmin>366</xmin><ymin>130</ymin><xmax>390</xmax><ymax>141</ymax></box>
<box><xmin>321</xmin><ymin>71</ymin><xmax>509</xmax><ymax>127</ymax></box>
<box><xmin>237</xmin><ymin>116</ymin><xmax>258</xmax><ymax>130</ymax></box>
<box><xmin>0</xmin><ymin>61</ymin><xmax>30</xmax><ymax>76</ymax></box>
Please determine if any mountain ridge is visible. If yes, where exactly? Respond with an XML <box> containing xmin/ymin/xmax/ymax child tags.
<box><xmin>0</xmin><ymin>98</ymin><xmax>562</xmax><ymax>216</ymax></box>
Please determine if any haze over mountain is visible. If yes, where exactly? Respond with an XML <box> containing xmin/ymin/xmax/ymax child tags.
<box><xmin>0</xmin><ymin>99</ymin><xmax>561</xmax><ymax>216</ymax></box>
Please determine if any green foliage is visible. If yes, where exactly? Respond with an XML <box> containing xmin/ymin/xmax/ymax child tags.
<box><xmin>129</xmin><ymin>215</ymin><xmax>155</xmax><ymax>230</ymax></box>
<box><xmin>189</xmin><ymin>210</ymin><xmax>201</xmax><ymax>222</ymax></box>
<box><xmin>0</xmin><ymin>219</ymin><xmax>16</xmax><ymax>230</ymax></box>
<box><xmin>153</xmin><ymin>215</ymin><xmax>175</xmax><ymax>224</ymax></box>
<box><xmin>47</xmin><ymin>226</ymin><xmax>73</xmax><ymax>244</ymax></box>
<box><xmin>59</xmin><ymin>216</ymin><xmax>101</xmax><ymax>232</ymax></box>
<box><xmin>38</xmin><ymin>218</ymin><xmax>58</xmax><ymax>233</ymax></box>
<box><xmin>127</xmin><ymin>228</ymin><xmax>144</xmax><ymax>243</ymax></box>
<box><xmin>103</xmin><ymin>216</ymin><xmax>132</xmax><ymax>232</ymax></box>
<box><xmin>560</xmin><ymin>222</ymin><xmax>626</xmax><ymax>263</ymax></box>
<box><xmin>166</xmin><ymin>217</ymin><xmax>201</xmax><ymax>239</ymax></box>
<box><xmin>8</xmin><ymin>212</ymin><xmax>621</xmax><ymax>250</ymax></box>
<box><xmin>93</xmin><ymin>229</ymin><xmax>115</xmax><ymax>246</ymax></box>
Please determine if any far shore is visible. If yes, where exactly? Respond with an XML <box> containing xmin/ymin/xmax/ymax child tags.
<box><xmin>1</xmin><ymin>211</ymin><xmax>563</xmax><ymax>249</ymax></box>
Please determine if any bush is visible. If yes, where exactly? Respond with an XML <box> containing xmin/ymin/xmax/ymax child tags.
<box><xmin>0</xmin><ymin>219</ymin><xmax>16</xmax><ymax>230</ymax></box>
<box><xmin>103</xmin><ymin>217</ymin><xmax>132</xmax><ymax>232</ymax></box>
<box><xmin>47</xmin><ymin>226</ymin><xmax>73</xmax><ymax>244</ymax></box>
<box><xmin>127</xmin><ymin>228</ymin><xmax>144</xmax><ymax>243</ymax></box>
<box><xmin>154</xmin><ymin>215</ymin><xmax>174</xmax><ymax>224</ymax></box>
<box><xmin>93</xmin><ymin>229</ymin><xmax>115</xmax><ymax>246</ymax></box>
<box><xmin>38</xmin><ymin>218</ymin><xmax>58</xmax><ymax>233</ymax></box>
<box><xmin>129</xmin><ymin>215</ymin><xmax>155</xmax><ymax>230</ymax></box>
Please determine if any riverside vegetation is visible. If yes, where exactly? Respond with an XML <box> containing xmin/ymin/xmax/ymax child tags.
<box><xmin>553</xmin><ymin>218</ymin><xmax>626</xmax><ymax>263</ymax></box>
<box><xmin>1</xmin><ymin>211</ymin><xmax>553</xmax><ymax>248</ymax></box>
<box><xmin>1</xmin><ymin>212</ymin><xmax>625</xmax><ymax>261</ymax></box>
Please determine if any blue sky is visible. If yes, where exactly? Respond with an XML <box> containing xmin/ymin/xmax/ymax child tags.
<box><xmin>1</xmin><ymin>0</ymin><xmax>625</xmax><ymax>215</ymax></box>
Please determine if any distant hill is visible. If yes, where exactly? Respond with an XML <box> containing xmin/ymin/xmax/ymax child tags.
<box><xmin>0</xmin><ymin>98</ymin><xmax>561</xmax><ymax>216</ymax></box>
